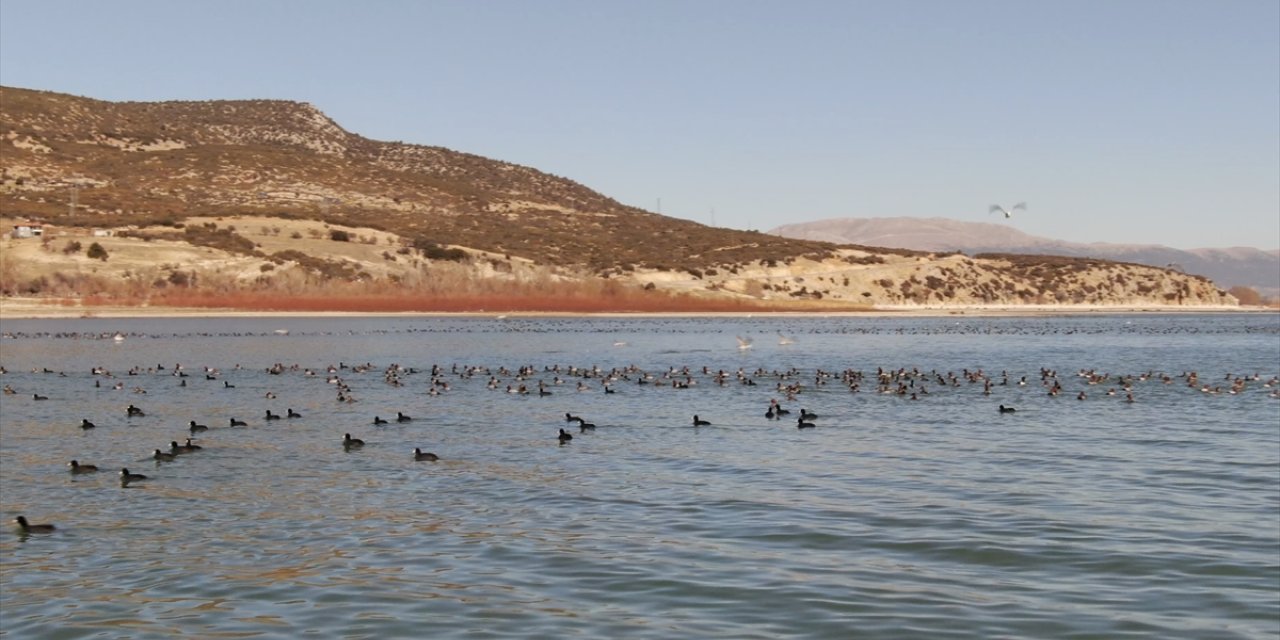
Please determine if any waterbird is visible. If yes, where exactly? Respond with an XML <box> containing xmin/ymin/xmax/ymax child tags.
<box><xmin>999</xmin><ymin>404</ymin><xmax>1017</xmax><ymax>413</ymax></box>
<box><xmin>558</xmin><ymin>428</ymin><xmax>573</xmax><ymax>443</ymax></box>
<box><xmin>736</xmin><ymin>336</ymin><xmax>754</xmax><ymax>350</ymax></box>
<box><xmin>413</xmin><ymin>448</ymin><xmax>439</xmax><ymax>461</ymax></box>
<box><xmin>397</xmin><ymin>412</ymin><xmax>412</xmax><ymax>423</ymax></box>
<box><xmin>229</xmin><ymin>417</ymin><xmax>248</xmax><ymax>427</ymax></box>
<box><xmin>13</xmin><ymin>516</ymin><xmax>55</xmax><ymax>533</ymax></box>
<box><xmin>153</xmin><ymin>449</ymin><xmax>177</xmax><ymax>462</ymax></box>
<box><xmin>693</xmin><ymin>415</ymin><xmax>711</xmax><ymax>426</ymax></box>
<box><xmin>189</xmin><ymin>420</ymin><xmax>209</xmax><ymax>433</ymax></box>
<box><xmin>989</xmin><ymin>202</ymin><xmax>1026</xmax><ymax>219</ymax></box>
<box><xmin>127</xmin><ymin>404</ymin><xmax>145</xmax><ymax>417</ymax></box>
<box><xmin>797</xmin><ymin>417</ymin><xmax>816</xmax><ymax>429</ymax></box>
<box><xmin>33</xmin><ymin>393</ymin><xmax>48</xmax><ymax>401</ymax></box>
<box><xmin>265</xmin><ymin>410</ymin><xmax>281</xmax><ymax>420</ymax></box>
<box><xmin>799</xmin><ymin>409</ymin><xmax>818</xmax><ymax>420</ymax></box>
<box><xmin>373</xmin><ymin>416</ymin><xmax>389</xmax><ymax>425</ymax></box>
<box><xmin>120</xmin><ymin>468</ymin><xmax>148</xmax><ymax>484</ymax></box>
<box><xmin>68</xmin><ymin>460</ymin><xmax>98</xmax><ymax>474</ymax></box>
<box><xmin>171</xmin><ymin>440</ymin><xmax>200</xmax><ymax>454</ymax></box>
<box><xmin>80</xmin><ymin>419</ymin><xmax>96</xmax><ymax>430</ymax></box>
<box><xmin>343</xmin><ymin>433</ymin><xmax>365</xmax><ymax>449</ymax></box>
<box><xmin>287</xmin><ymin>408</ymin><xmax>302</xmax><ymax>418</ymax></box>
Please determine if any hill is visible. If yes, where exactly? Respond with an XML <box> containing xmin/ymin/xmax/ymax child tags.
<box><xmin>0</xmin><ymin>86</ymin><xmax>836</xmax><ymax>273</ymax></box>
<box><xmin>770</xmin><ymin>217</ymin><xmax>1279</xmax><ymax>299</ymax></box>
<box><xmin>0</xmin><ymin>86</ymin><xmax>1239</xmax><ymax>312</ymax></box>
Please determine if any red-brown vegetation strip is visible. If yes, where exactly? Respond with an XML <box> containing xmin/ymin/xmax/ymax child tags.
<box><xmin>75</xmin><ymin>291</ymin><xmax>871</xmax><ymax>314</ymax></box>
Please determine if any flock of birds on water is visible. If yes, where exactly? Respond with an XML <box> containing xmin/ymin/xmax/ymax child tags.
<box><xmin>4</xmin><ymin>316</ymin><xmax>1276</xmax><ymax>344</ymax></box>
<box><xmin>6</xmin><ymin>326</ymin><xmax>1278</xmax><ymax>535</ymax></box>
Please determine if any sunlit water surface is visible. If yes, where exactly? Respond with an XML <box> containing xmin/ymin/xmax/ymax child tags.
<box><xmin>1</xmin><ymin>314</ymin><xmax>1278</xmax><ymax>639</ymax></box>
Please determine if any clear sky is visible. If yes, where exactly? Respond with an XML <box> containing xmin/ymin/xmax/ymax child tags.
<box><xmin>2</xmin><ymin>0</ymin><xmax>1277</xmax><ymax>249</ymax></box>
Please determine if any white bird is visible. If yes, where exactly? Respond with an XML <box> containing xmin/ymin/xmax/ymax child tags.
<box><xmin>736</xmin><ymin>336</ymin><xmax>754</xmax><ymax>350</ymax></box>
<box><xmin>777</xmin><ymin>332</ymin><xmax>795</xmax><ymax>346</ymax></box>
<box><xmin>989</xmin><ymin>202</ymin><xmax>1026</xmax><ymax>219</ymax></box>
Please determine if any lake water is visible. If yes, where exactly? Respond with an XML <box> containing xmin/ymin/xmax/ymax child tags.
<box><xmin>1</xmin><ymin>313</ymin><xmax>1278</xmax><ymax>639</ymax></box>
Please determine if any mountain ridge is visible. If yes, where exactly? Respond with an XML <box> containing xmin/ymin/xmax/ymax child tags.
<box><xmin>770</xmin><ymin>217</ymin><xmax>1278</xmax><ymax>298</ymax></box>
<box><xmin>0</xmin><ymin>86</ymin><xmax>1242</xmax><ymax>310</ymax></box>
<box><xmin>1</xmin><ymin>85</ymin><xmax>845</xmax><ymax>274</ymax></box>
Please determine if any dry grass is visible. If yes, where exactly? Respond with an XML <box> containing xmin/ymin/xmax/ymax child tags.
<box><xmin>0</xmin><ymin>216</ymin><xmax>1237</xmax><ymax>312</ymax></box>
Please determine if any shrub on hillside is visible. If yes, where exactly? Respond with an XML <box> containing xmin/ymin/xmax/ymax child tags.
<box><xmin>1228</xmin><ymin>286</ymin><xmax>1262</xmax><ymax>305</ymax></box>
<box><xmin>412</xmin><ymin>237</ymin><xmax>467</xmax><ymax>262</ymax></box>
<box><xmin>184</xmin><ymin>224</ymin><xmax>259</xmax><ymax>256</ymax></box>
<box><xmin>86</xmin><ymin>242</ymin><xmax>109</xmax><ymax>261</ymax></box>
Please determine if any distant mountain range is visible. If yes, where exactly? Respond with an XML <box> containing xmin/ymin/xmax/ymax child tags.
<box><xmin>770</xmin><ymin>217</ymin><xmax>1279</xmax><ymax>298</ymax></box>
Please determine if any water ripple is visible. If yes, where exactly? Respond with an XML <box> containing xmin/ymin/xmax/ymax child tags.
<box><xmin>2</xmin><ymin>314</ymin><xmax>1277</xmax><ymax>639</ymax></box>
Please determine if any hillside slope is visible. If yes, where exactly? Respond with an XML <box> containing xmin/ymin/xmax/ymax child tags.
<box><xmin>0</xmin><ymin>87</ymin><xmax>1238</xmax><ymax>310</ymax></box>
<box><xmin>0</xmin><ymin>86</ymin><xmax>836</xmax><ymax>273</ymax></box>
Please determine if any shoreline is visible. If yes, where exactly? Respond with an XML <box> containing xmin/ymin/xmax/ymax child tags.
<box><xmin>0</xmin><ymin>298</ymin><xmax>1269</xmax><ymax>320</ymax></box>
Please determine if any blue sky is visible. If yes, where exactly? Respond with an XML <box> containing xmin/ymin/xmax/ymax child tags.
<box><xmin>2</xmin><ymin>0</ymin><xmax>1277</xmax><ymax>249</ymax></box>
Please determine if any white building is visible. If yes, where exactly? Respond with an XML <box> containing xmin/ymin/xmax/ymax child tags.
<box><xmin>10</xmin><ymin>223</ymin><xmax>44</xmax><ymax>239</ymax></box>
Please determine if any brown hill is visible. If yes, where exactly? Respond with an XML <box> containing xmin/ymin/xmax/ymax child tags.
<box><xmin>0</xmin><ymin>86</ymin><xmax>838</xmax><ymax>273</ymax></box>
<box><xmin>0</xmin><ymin>86</ymin><xmax>1239</xmax><ymax>311</ymax></box>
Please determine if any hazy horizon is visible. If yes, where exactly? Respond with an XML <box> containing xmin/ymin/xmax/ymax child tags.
<box><xmin>768</xmin><ymin>216</ymin><xmax>1280</xmax><ymax>252</ymax></box>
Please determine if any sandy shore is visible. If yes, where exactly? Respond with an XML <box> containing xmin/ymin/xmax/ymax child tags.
<box><xmin>0</xmin><ymin>298</ymin><xmax>1267</xmax><ymax>320</ymax></box>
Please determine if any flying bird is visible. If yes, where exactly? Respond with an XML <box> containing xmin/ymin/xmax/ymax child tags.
<box><xmin>736</xmin><ymin>336</ymin><xmax>754</xmax><ymax>350</ymax></box>
<box><xmin>989</xmin><ymin>202</ymin><xmax>1026</xmax><ymax>219</ymax></box>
